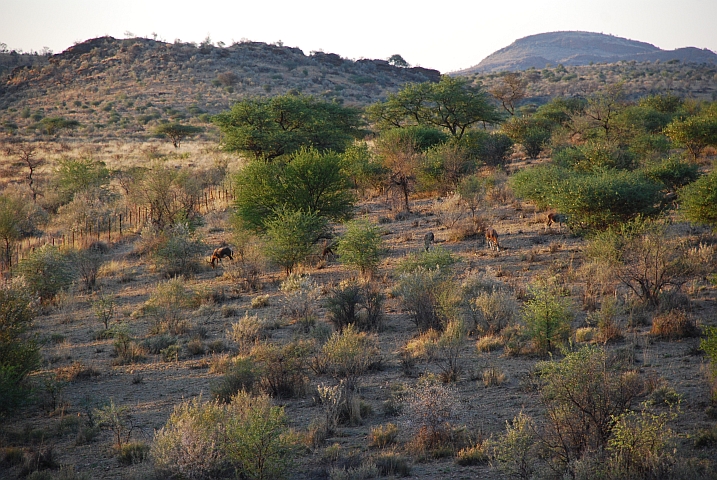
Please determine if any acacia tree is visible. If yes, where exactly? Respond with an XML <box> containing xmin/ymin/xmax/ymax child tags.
<box><xmin>665</xmin><ymin>113</ymin><xmax>717</xmax><ymax>160</ymax></box>
<box><xmin>367</xmin><ymin>76</ymin><xmax>502</xmax><ymax>138</ymax></box>
<box><xmin>153</xmin><ymin>123</ymin><xmax>203</xmax><ymax>148</ymax></box>
<box><xmin>0</xmin><ymin>194</ymin><xmax>38</xmax><ymax>269</ymax></box>
<box><xmin>374</xmin><ymin>129</ymin><xmax>422</xmax><ymax>211</ymax></box>
<box><xmin>489</xmin><ymin>73</ymin><xmax>527</xmax><ymax>116</ymax></box>
<box><xmin>233</xmin><ymin>148</ymin><xmax>354</xmax><ymax>231</ymax></box>
<box><xmin>680</xmin><ymin>169</ymin><xmax>717</xmax><ymax>229</ymax></box>
<box><xmin>214</xmin><ymin>94</ymin><xmax>362</xmax><ymax>160</ymax></box>
<box><xmin>264</xmin><ymin>208</ymin><xmax>329</xmax><ymax>275</ymax></box>
<box><xmin>6</xmin><ymin>142</ymin><xmax>44</xmax><ymax>202</ymax></box>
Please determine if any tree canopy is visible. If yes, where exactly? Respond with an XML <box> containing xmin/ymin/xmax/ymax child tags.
<box><xmin>153</xmin><ymin>123</ymin><xmax>203</xmax><ymax>148</ymax></box>
<box><xmin>214</xmin><ymin>94</ymin><xmax>363</xmax><ymax>161</ymax></box>
<box><xmin>367</xmin><ymin>76</ymin><xmax>503</xmax><ymax>139</ymax></box>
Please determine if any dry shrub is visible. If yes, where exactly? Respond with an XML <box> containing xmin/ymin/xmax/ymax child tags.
<box><xmin>227</xmin><ymin>313</ymin><xmax>265</xmax><ymax>354</ymax></box>
<box><xmin>373</xmin><ymin>451</ymin><xmax>411</xmax><ymax>476</ymax></box>
<box><xmin>401</xmin><ymin>376</ymin><xmax>460</xmax><ymax>455</ymax></box>
<box><xmin>467</xmin><ymin>289</ymin><xmax>518</xmax><ymax>335</ymax></box>
<box><xmin>475</xmin><ymin>334</ymin><xmax>504</xmax><ymax>352</ymax></box>
<box><xmin>455</xmin><ymin>443</ymin><xmax>489</xmax><ymax>466</ymax></box>
<box><xmin>575</xmin><ymin>327</ymin><xmax>596</xmax><ymax>343</ymax></box>
<box><xmin>404</xmin><ymin>330</ymin><xmax>439</xmax><ymax>361</ymax></box>
<box><xmin>55</xmin><ymin>362</ymin><xmax>101</xmax><ymax>382</ymax></box>
<box><xmin>250</xmin><ymin>294</ymin><xmax>269</xmax><ymax>308</ymax></box>
<box><xmin>369</xmin><ymin>423</ymin><xmax>398</xmax><ymax>448</ymax></box>
<box><xmin>590</xmin><ymin>297</ymin><xmax>623</xmax><ymax>344</ymax></box>
<box><xmin>481</xmin><ymin>366</ymin><xmax>507</xmax><ymax>387</ymax></box>
<box><xmin>650</xmin><ymin>309</ymin><xmax>700</xmax><ymax>339</ymax></box>
<box><xmin>432</xmin><ymin>194</ymin><xmax>465</xmax><ymax>229</ymax></box>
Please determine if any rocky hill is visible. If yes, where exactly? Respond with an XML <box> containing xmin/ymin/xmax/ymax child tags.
<box><xmin>457</xmin><ymin>31</ymin><xmax>717</xmax><ymax>74</ymax></box>
<box><xmin>0</xmin><ymin>36</ymin><xmax>440</xmax><ymax>140</ymax></box>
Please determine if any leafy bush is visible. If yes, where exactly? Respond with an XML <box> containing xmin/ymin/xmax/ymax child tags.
<box><xmin>397</xmin><ymin>245</ymin><xmax>457</xmax><ymax>274</ymax></box>
<box><xmin>335</xmin><ymin>219</ymin><xmax>385</xmax><ymax>278</ymax></box>
<box><xmin>466</xmin><ymin>289</ymin><xmax>518</xmax><ymax>335</ymax></box>
<box><xmin>325</xmin><ymin>280</ymin><xmax>385</xmax><ymax>332</ymax></box>
<box><xmin>17</xmin><ymin>245</ymin><xmax>76</xmax><ymax>303</ymax></box>
<box><xmin>535</xmin><ymin>345</ymin><xmax>644</xmax><ymax>472</ymax></box>
<box><xmin>252</xmin><ymin>340</ymin><xmax>312</xmax><ymax>399</ymax></box>
<box><xmin>150</xmin><ymin>223</ymin><xmax>205</xmax><ymax>277</ymax></box>
<box><xmin>642</xmin><ymin>156</ymin><xmax>699</xmax><ymax>191</ymax></box>
<box><xmin>316</xmin><ymin>325</ymin><xmax>380</xmax><ymax>392</ymax></box>
<box><xmin>368</xmin><ymin>423</ymin><xmax>398</xmax><ymax>448</ymax></box>
<box><xmin>264</xmin><ymin>208</ymin><xmax>329</xmax><ymax>275</ymax></box>
<box><xmin>143</xmin><ymin>277</ymin><xmax>198</xmax><ymax>335</ymax></box>
<box><xmin>0</xmin><ymin>279</ymin><xmax>41</xmax><ymax>414</ymax></box>
<box><xmin>679</xmin><ymin>169</ymin><xmax>717</xmax><ymax>229</ymax></box>
<box><xmin>211</xmin><ymin>356</ymin><xmax>258</xmax><ymax>403</ymax></box>
<box><xmin>227</xmin><ymin>313</ymin><xmax>265</xmax><ymax>354</ymax></box>
<box><xmin>521</xmin><ymin>280</ymin><xmax>573</xmax><ymax>355</ymax></box>
<box><xmin>490</xmin><ymin>412</ymin><xmax>539</xmax><ymax>480</ymax></box>
<box><xmin>395</xmin><ymin>268</ymin><xmax>454</xmax><ymax>332</ymax></box>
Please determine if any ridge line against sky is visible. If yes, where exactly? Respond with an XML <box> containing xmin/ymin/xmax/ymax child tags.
<box><xmin>2</xmin><ymin>0</ymin><xmax>716</xmax><ymax>73</ymax></box>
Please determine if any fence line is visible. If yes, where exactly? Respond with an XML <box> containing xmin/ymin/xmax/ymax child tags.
<box><xmin>0</xmin><ymin>185</ymin><xmax>235</xmax><ymax>273</ymax></box>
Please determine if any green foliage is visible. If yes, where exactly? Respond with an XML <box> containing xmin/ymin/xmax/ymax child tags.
<box><xmin>501</xmin><ymin>116</ymin><xmax>554</xmax><ymax>159</ymax></box>
<box><xmin>52</xmin><ymin>157</ymin><xmax>110</xmax><ymax>206</ymax></box>
<box><xmin>419</xmin><ymin>141</ymin><xmax>475</xmax><ymax>193</ymax></box>
<box><xmin>211</xmin><ymin>356</ymin><xmax>258</xmax><ymax>403</ymax></box>
<box><xmin>0</xmin><ymin>193</ymin><xmax>41</xmax><ymax>268</ymax></box>
<box><xmin>130</xmin><ymin>163</ymin><xmax>203</xmax><ymax>229</ymax></box>
<box><xmin>325</xmin><ymin>281</ymin><xmax>385</xmax><ymax>332</ymax></box>
<box><xmin>397</xmin><ymin>245</ymin><xmax>457</xmax><ymax>274</ymax></box>
<box><xmin>223</xmin><ymin>391</ymin><xmax>297</xmax><ymax>480</ymax></box>
<box><xmin>252</xmin><ymin>340</ymin><xmax>312</xmax><ymax>399</ymax></box>
<box><xmin>95</xmin><ymin>399</ymin><xmax>136</xmax><ymax>449</ymax></box>
<box><xmin>38</xmin><ymin>116</ymin><xmax>80</xmax><ymax>136</ymax></box>
<box><xmin>536</xmin><ymin>345</ymin><xmax>644</xmax><ymax>469</ymax></box>
<box><xmin>491</xmin><ymin>412</ymin><xmax>539</xmax><ymax>480</ymax></box>
<box><xmin>234</xmin><ymin>149</ymin><xmax>354</xmax><ymax>231</ymax></box>
<box><xmin>17</xmin><ymin>245</ymin><xmax>76</xmax><ymax>303</ymax></box>
<box><xmin>512</xmin><ymin>166</ymin><xmax>663</xmax><ymax>231</ymax></box>
<box><xmin>264</xmin><ymin>208</ymin><xmax>329</xmax><ymax>275</ymax></box>
<box><xmin>701</xmin><ymin>326</ymin><xmax>717</xmax><ymax>377</ymax></box>
<box><xmin>367</xmin><ymin>76</ymin><xmax>502</xmax><ymax>138</ymax></box>
<box><xmin>552</xmin><ymin>142</ymin><xmax>636</xmax><ymax>172</ymax></box>
<box><xmin>151</xmin><ymin>396</ymin><xmax>231</xmax><ymax>479</ymax></box>
<box><xmin>394</xmin><ymin>267</ymin><xmax>456</xmax><ymax>332</ymax></box>
<box><xmin>150</xmin><ymin>223</ymin><xmax>205</xmax><ymax>276</ymax></box>
<box><xmin>339</xmin><ymin>142</ymin><xmax>387</xmax><ymax>193</ymax></box>
<box><xmin>336</xmin><ymin>220</ymin><xmax>385</xmax><ymax>278</ymax></box>
<box><xmin>318</xmin><ymin>324</ymin><xmax>380</xmax><ymax>391</ymax></box>
<box><xmin>214</xmin><ymin>94</ymin><xmax>362</xmax><ymax>160</ymax></box>
<box><xmin>680</xmin><ymin>169</ymin><xmax>717</xmax><ymax>228</ymax></box>
<box><xmin>459</xmin><ymin>130</ymin><xmax>514</xmax><ymax>166</ymax></box>
<box><xmin>665</xmin><ymin>112</ymin><xmax>717</xmax><ymax>159</ymax></box>
<box><xmin>642</xmin><ymin>155</ymin><xmax>699</xmax><ymax>191</ymax></box>
<box><xmin>387</xmin><ymin>54</ymin><xmax>409</xmax><ymax>67</ymax></box>
<box><xmin>153</xmin><ymin>122</ymin><xmax>202</xmax><ymax>148</ymax></box>
<box><xmin>522</xmin><ymin>280</ymin><xmax>573</xmax><ymax>354</ymax></box>
<box><xmin>0</xmin><ymin>280</ymin><xmax>40</xmax><ymax>414</ymax></box>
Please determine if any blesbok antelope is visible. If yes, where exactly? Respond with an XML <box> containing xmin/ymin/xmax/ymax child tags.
<box><xmin>545</xmin><ymin>213</ymin><xmax>567</xmax><ymax>232</ymax></box>
<box><xmin>209</xmin><ymin>246</ymin><xmax>233</xmax><ymax>269</ymax></box>
<box><xmin>423</xmin><ymin>231</ymin><xmax>435</xmax><ymax>252</ymax></box>
<box><xmin>485</xmin><ymin>228</ymin><xmax>500</xmax><ymax>252</ymax></box>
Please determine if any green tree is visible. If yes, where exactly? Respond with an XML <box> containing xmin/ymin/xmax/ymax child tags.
<box><xmin>17</xmin><ymin>245</ymin><xmax>76</xmax><ymax>303</ymax></box>
<box><xmin>214</xmin><ymin>94</ymin><xmax>362</xmax><ymax>160</ymax></box>
<box><xmin>38</xmin><ymin>116</ymin><xmax>80</xmax><ymax>136</ymax></box>
<box><xmin>665</xmin><ymin>113</ymin><xmax>717</xmax><ymax>160</ymax></box>
<box><xmin>368</xmin><ymin>76</ymin><xmax>502</xmax><ymax>138</ymax></box>
<box><xmin>233</xmin><ymin>149</ymin><xmax>354</xmax><ymax>231</ymax></box>
<box><xmin>52</xmin><ymin>156</ymin><xmax>110</xmax><ymax>207</ymax></box>
<box><xmin>522</xmin><ymin>280</ymin><xmax>573</xmax><ymax>355</ymax></box>
<box><xmin>680</xmin><ymin>169</ymin><xmax>717</xmax><ymax>228</ymax></box>
<box><xmin>335</xmin><ymin>219</ymin><xmax>385</xmax><ymax>278</ymax></box>
<box><xmin>387</xmin><ymin>54</ymin><xmax>409</xmax><ymax>67</ymax></box>
<box><xmin>153</xmin><ymin>122</ymin><xmax>203</xmax><ymax>148</ymax></box>
<box><xmin>0</xmin><ymin>194</ymin><xmax>38</xmax><ymax>268</ymax></box>
<box><xmin>0</xmin><ymin>280</ymin><xmax>40</xmax><ymax>414</ymax></box>
<box><xmin>264</xmin><ymin>208</ymin><xmax>329</xmax><ymax>275</ymax></box>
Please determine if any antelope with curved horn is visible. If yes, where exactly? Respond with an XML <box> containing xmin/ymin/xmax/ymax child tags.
<box><xmin>209</xmin><ymin>246</ymin><xmax>234</xmax><ymax>269</ymax></box>
<box><xmin>485</xmin><ymin>228</ymin><xmax>500</xmax><ymax>252</ymax></box>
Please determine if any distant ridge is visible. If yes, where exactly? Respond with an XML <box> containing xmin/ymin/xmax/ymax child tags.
<box><xmin>455</xmin><ymin>31</ymin><xmax>717</xmax><ymax>74</ymax></box>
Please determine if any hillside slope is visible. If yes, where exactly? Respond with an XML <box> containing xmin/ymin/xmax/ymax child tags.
<box><xmin>0</xmin><ymin>36</ymin><xmax>440</xmax><ymax>140</ymax></box>
<box><xmin>457</xmin><ymin>31</ymin><xmax>717</xmax><ymax>74</ymax></box>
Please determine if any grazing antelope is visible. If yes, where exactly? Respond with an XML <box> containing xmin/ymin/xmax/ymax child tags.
<box><xmin>423</xmin><ymin>231</ymin><xmax>435</xmax><ymax>252</ymax></box>
<box><xmin>485</xmin><ymin>228</ymin><xmax>500</xmax><ymax>252</ymax></box>
<box><xmin>209</xmin><ymin>246</ymin><xmax>233</xmax><ymax>269</ymax></box>
<box><xmin>546</xmin><ymin>213</ymin><xmax>567</xmax><ymax>232</ymax></box>
<box><xmin>321</xmin><ymin>239</ymin><xmax>336</xmax><ymax>260</ymax></box>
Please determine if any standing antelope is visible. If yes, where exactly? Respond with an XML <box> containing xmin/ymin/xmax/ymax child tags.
<box><xmin>546</xmin><ymin>213</ymin><xmax>567</xmax><ymax>232</ymax></box>
<box><xmin>210</xmin><ymin>246</ymin><xmax>233</xmax><ymax>268</ymax></box>
<box><xmin>423</xmin><ymin>231</ymin><xmax>435</xmax><ymax>252</ymax></box>
<box><xmin>485</xmin><ymin>228</ymin><xmax>500</xmax><ymax>252</ymax></box>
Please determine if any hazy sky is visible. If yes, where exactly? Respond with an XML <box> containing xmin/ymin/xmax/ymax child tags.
<box><xmin>2</xmin><ymin>0</ymin><xmax>716</xmax><ymax>73</ymax></box>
